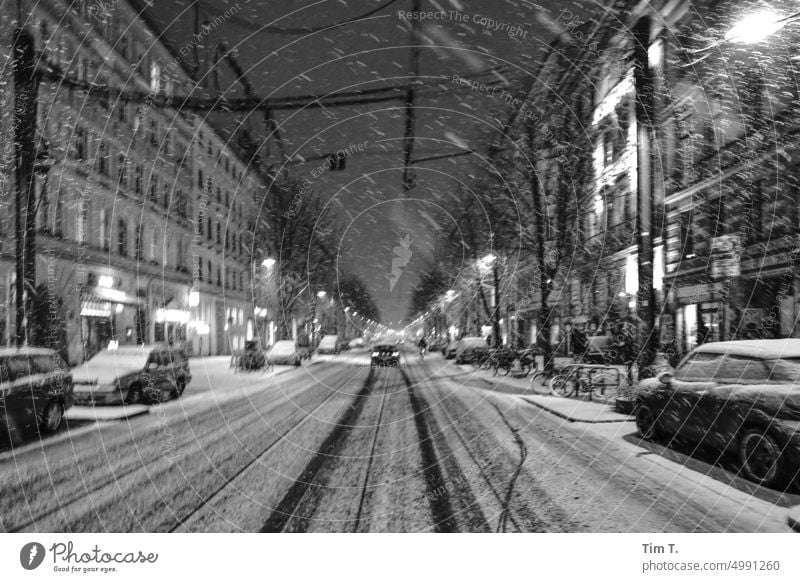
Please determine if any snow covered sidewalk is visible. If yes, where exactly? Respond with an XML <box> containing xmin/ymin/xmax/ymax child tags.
<box><xmin>522</xmin><ymin>394</ymin><xmax>632</xmax><ymax>424</ymax></box>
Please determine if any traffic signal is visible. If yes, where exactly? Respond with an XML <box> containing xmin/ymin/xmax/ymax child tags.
<box><xmin>327</xmin><ymin>153</ymin><xmax>346</xmax><ymax>171</ymax></box>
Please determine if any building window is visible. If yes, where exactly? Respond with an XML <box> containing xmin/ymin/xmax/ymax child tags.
<box><xmin>53</xmin><ymin>195</ymin><xmax>64</xmax><ymax>237</ymax></box>
<box><xmin>150</xmin><ymin>61</ymin><xmax>161</xmax><ymax>93</ymax></box>
<box><xmin>744</xmin><ymin>182</ymin><xmax>764</xmax><ymax>243</ymax></box>
<box><xmin>149</xmin><ymin>120</ymin><xmax>158</xmax><ymax>147</ymax></box>
<box><xmin>117</xmin><ymin>218</ymin><xmax>128</xmax><ymax>256</ymax></box>
<box><xmin>149</xmin><ymin>177</ymin><xmax>158</xmax><ymax>204</ymax></box>
<box><xmin>135</xmin><ymin>165</ymin><xmax>143</xmax><ymax>194</ymax></box>
<box><xmin>76</xmin><ymin>198</ymin><xmax>89</xmax><ymax>244</ymax></box>
<box><xmin>135</xmin><ymin>223</ymin><xmax>144</xmax><ymax>260</ymax></box>
<box><xmin>117</xmin><ymin>154</ymin><xmax>127</xmax><ymax>185</ymax></box>
<box><xmin>98</xmin><ymin>142</ymin><xmax>107</xmax><ymax>175</ymax></box>
<box><xmin>679</xmin><ymin>210</ymin><xmax>694</xmax><ymax>259</ymax></box>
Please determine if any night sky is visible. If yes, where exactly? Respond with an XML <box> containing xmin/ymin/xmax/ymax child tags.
<box><xmin>138</xmin><ymin>0</ymin><xmax>593</xmax><ymax>325</ymax></box>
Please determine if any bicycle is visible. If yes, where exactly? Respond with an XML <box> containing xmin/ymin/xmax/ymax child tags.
<box><xmin>549</xmin><ymin>364</ymin><xmax>623</xmax><ymax>401</ymax></box>
<box><xmin>491</xmin><ymin>347</ymin><xmax>518</xmax><ymax>376</ymax></box>
<box><xmin>471</xmin><ymin>349</ymin><xmax>493</xmax><ymax>369</ymax></box>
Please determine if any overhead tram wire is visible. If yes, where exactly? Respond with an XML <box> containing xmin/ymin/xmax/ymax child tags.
<box><xmin>196</xmin><ymin>0</ymin><xmax>403</xmax><ymax>35</ymax></box>
<box><xmin>36</xmin><ymin>62</ymin><xmax>517</xmax><ymax>113</ymax></box>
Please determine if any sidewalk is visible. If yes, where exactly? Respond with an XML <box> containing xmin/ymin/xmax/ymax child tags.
<box><xmin>456</xmin><ymin>361</ymin><xmax>633</xmax><ymax>424</ymax></box>
<box><xmin>522</xmin><ymin>394</ymin><xmax>632</xmax><ymax>423</ymax></box>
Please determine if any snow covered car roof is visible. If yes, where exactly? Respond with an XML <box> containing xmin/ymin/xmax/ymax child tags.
<box><xmin>693</xmin><ymin>339</ymin><xmax>800</xmax><ymax>359</ymax></box>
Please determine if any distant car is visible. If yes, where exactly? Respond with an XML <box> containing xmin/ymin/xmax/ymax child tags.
<box><xmin>0</xmin><ymin>347</ymin><xmax>74</xmax><ymax>439</ymax></box>
<box><xmin>454</xmin><ymin>337</ymin><xmax>489</xmax><ymax>364</ymax></box>
<box><xmin>428</xmin><ymin>338</ymin><xmax>447</xmax><ymax>353</ymax></box>
<box><xmin>72</xmin><ymin>344</ymin><xmax>191</xmax><ymax>406</ymax></box>
<box><xmin>317</xmin><ymin>335</ymin><xmax>341</xmax><ymax>355</ymax></box>
<box><xmin>267</xmin><ymin>340</ymin><xmax>303</xmax><ymax>366</ymax></box>
<box><xmin>349</xmin><ymin>337</ymin><xmax>365</xmax><ymax>348</ymax></box>
<box><xmin>634</xmin><ymin>339</ymin><xmax>800</xmax><ymax>489</ymax></box>
<box><xmin>371</xmin><ymin>344</ymin><xmax>400</xmax><ymax>367</ymax></box>
<box><xmin>443</xmin><ymin>340</ymin><xmax>459</xmax><ymax>359</ymax></box>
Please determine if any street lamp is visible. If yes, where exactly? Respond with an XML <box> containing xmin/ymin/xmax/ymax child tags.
<box><xmin>725</xmin><ymin>9</ymin><xmax>786</xmax><ymax>44</ymax></box>
<box><xmin>316</xmin><ymin>290</ymin><xmax>326</xmax><ymax>298</ymax></box>
<box><xmin>262</xmin><ymin>257</ymin><xmax>276</xmax><ymax>269</ymax></box>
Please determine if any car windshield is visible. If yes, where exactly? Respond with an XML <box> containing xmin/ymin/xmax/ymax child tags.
<box><xmin>270</xmin><ymin>341</ymin><xmax>295</xmax><ymax>355</ymax></box>
<box><xmin>461</xmin><ymin>338</ymin><xmax>485</xmax><ymax>347</ymax></box>
<box><xmin>763</xmin><ymin>358</ymin><xmax>800</xmax><ymax>383</ymax></box>
<box><xmin>83</xmin><ymin>349</ymin><xmax>149</xmax><ymax>371</ymax></box>
<box><xmin>674</xmin><ymin>352</ymin><xmax>724</xmax><ymax>381</ymax></box>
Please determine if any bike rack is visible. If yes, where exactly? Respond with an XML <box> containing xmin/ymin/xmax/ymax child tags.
<box><xmin>559</xmin><ymin>363</ymin><xmax>624</xmax><ymax>397</ymax></box>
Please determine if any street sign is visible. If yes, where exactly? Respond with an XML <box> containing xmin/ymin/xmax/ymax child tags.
<box><xmin>711</xmin><ymin>235</ymin><xmax>741</xmax><ymax>279</ymax></box>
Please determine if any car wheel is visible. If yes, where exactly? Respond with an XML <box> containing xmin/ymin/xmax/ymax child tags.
<box><xmin>125</xmin><ymin>383</ymin><xmax>143</xmax><ymax>405</ymax></box>
<box><xmin>635</xmin><ymin>403</ymin><xmax>659</xmax><ymax>440</ymax></box>
<box><xmin>739</xmin><ymin>428</ymin><xmax>787</xmax><ymax>489</ymax></box>
<box><xmin>40</xmin><ymin>400</ymin><xmax>64</xmax><ymax>434</ymax></box>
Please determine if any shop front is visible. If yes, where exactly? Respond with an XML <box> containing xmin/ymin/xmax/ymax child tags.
<box><xmin>80</xmin><ymin>273</ymin><xmax>143</xmax><ymax>361</ymax></box>
<box><xmin>144</xmin><ymin>281</ymin><xmax>191</xmax><ymax>348</ymax></box>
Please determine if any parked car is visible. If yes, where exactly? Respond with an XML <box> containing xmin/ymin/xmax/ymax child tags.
<box><xmin>428</xmin><ymin>338</ymin><xmax>447</xmax><ymax>353</ymax></box>
<box><xmin>317</xmin><ymin>335</ymin><xmax>341</xmax><ymax>355</ymax></box>
<box><xmin>349</xmin><ymin>337</ymin><xmax>365</xmax><ymax>349</ymax></box>
<box><xmin>633</xmin><ymin>339</ymin><xmax>800</xmax><ymax>489</ymax></box>
<box><xmin>72</xmin><ymin>344</ymin><xmax>191</xmax><ymax>406</ymax></box>
<box><xmin>0</xmin><ymin>347</ymin><xmax>74</xmax><ymax>440</ymax></box>
<box><xmin>443</xmin><ymin>340</ymin><xmax>459</xmax><ymax>359</ymax></box>
<box><xmin>371</xmin><ymin>344</ymin><xmax>400</xmax><ymax>367</ymax></box>
<box><xmin>454</xmin><ymin>337</ymin><xmax>489</xmax><ymax>364</ymax></box>
<box><xmin>267</xmin><ymin>340</ymin><xmax>303</xmax><ymax>366</ymax></box>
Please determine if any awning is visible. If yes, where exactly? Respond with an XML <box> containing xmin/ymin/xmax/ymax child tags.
<box><xmin>83</xmin><ymin>286</ymin><xmax>143</xmax><ymax>306</ymax></box>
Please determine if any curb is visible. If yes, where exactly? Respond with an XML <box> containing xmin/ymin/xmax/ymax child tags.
<box><xmin>65</xmin><ymin>404</ymin><xmax>150</xmax><ymax>422</ymax></box>
<box><xmin>522</xmin><ymin>396</ymin><xmax>633</xmax><ymax>424</ymax></box>
<box><xmin>789</xmin><ymin>505</ymin><xmax>800</xmax><ymax>532</ymax></box>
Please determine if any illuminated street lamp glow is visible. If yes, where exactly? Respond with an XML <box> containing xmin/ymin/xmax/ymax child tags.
<box><xmin>262</xmin><ymin>258</ymin><xmax>276</xmax><ymax>268</ymax></box>
<box><xmin>725</xmin><ymin>10</ymin><xmax>785</xmax><ymax>44</ymax></box>
<box><xmin>480</xmin><ymin>253</ymin><xmax>496</xmax><ymax>264</ymax></box>
<box><xmin>317</xmin><ymin>290</ymin><xmax>327</xmax><ymax>298</ymax></box>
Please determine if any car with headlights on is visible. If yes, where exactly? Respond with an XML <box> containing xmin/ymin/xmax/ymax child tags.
<box><xmin>72</xmin><ymin>344</ymin><xmax>191</xmax><ymax>406</ymax></box>
<box><xmin>371</xmin><ymin>344</ymin><xmax>400</xmax><ymax>367</ymax></box>
<box><xmin>0</xmin><ymin>347</ymin><xmax>74</xmax><ymax>439</ymax></box>
<box><xmin>634</xmin><ymin>339</ymin><xmax>800</xmax><ymax>489</ymax></box>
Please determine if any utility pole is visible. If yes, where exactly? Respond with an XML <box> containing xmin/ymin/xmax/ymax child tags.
<box><xmin>633</xmin><ymin>15</ymin><xmax>656</xmax><ymax>366</ymax></box>
<box><xmin>13</xmin><ymin>26</ymin><xmax>37</xmax><ymax>347</ymax></box>
<box><xmin>402</xmin><ymin>0</ymin><xmax>421</xmax><ymax>194</ymax></box>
